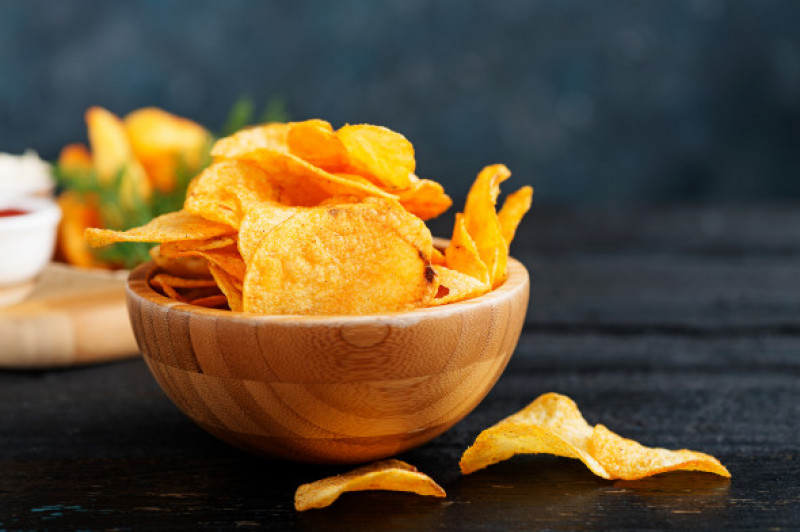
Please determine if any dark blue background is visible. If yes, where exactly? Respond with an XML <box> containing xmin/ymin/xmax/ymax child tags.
<box><xmin>1</xmin><ymin>0</ymin><xmax>799</xmax><ymax>204</ymax></box>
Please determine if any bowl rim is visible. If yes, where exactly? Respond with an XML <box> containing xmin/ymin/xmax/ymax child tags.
<box><xmin>126</xmin><ymin>248</ymin><xmax>529</xmax><ymax>325</ymax></box>
<box><xmin>0</xmin><ymin>196</ymin><xmax>61</xmax><ymax>232</ymax></box>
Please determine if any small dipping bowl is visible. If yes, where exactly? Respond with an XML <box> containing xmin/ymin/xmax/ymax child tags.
<box><xmin>126</xmin><ymin>256</ymin><xmax>529</xmax><ymax>464</ymax></box>
<box><xmin>0</xmin><ymin>196</ymin><xmax>61</xmax><ymax>286</ymax></box>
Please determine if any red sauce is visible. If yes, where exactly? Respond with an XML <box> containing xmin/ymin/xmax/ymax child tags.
<box><xmin>0</xmin><ymin>208</ymin><xmax>28</xmax><ymax>218</ymax></box>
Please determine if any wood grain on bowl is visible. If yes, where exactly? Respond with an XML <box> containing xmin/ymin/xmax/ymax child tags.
<box><xmin>126</xmin><ymin>258</ymin><xmax>529</xmax><ymax>464</ymax></box>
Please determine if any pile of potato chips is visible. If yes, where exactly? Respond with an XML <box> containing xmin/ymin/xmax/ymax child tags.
<box><xmin>87</xmin><ymin>119</ymin><xmax>532</xmax><ymax>314</ymax></box>
<box><xmin>57</xmin><ymin>106</ymin><xmax>211</xmax><ymax>269</ymax></box>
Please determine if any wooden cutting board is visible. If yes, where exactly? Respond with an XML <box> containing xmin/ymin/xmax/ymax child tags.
<box><xmin>0</xmin><ymin>263</ymin><xmax>139</xmax><ymax>368</ymax></box>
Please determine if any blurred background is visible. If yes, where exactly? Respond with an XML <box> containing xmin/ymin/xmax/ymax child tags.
<box><xmin>1</xmin><ymin>0</ymin><xmax>799</xmax><ymax>205</ymax></box>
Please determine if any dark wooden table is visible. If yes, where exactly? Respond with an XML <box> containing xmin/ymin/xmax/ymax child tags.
<box><xmin>2</xmin><ymin>205</ymin><xmax>799</xmax><ymax>530</ymax></box>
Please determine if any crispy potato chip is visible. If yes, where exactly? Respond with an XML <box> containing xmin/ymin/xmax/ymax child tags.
<box><xmin>211</xmin><ymin>122</ymin><xmax>290</xmax><ymax>158</ymax></box>
<box><xmin>459</xmin><ymin>392</ymin><xmax>730</xmax><ymax>480</ymax></box>
<box><xmin>184</xmin><ymin>159</ymin><xmax>280</xmax><ymax>229</ymax></box>
<box><xmin>428</xmin><ymin>265</ymin><xmax>490</xmax><ymax>306</ymax></box>
<box><xmin>463</xmin><ymin>164</ymin><xmax>510</xmax><ymax>289</ymax></box>
<box><xmin>430</xmin><ymin>247</ymin><xmax>446</xmax><ymax>266</ymax></box>
<box><xmin>234</xmin><ymin>148</ymin><xmax>393</xmax><ymax>206</ymax></box>
<box><xmin>336</xmin><ymin>124</ymin><xmax>415</xmax><ymax>190</ymax></box>
<box><xmin>56</xmin><ymin>191</ymin><xmax>107</xmax><ymax>269</ymax></box>
<box><xmin>208</xmin><ymin>263</ymin><xmax>244</xmax><ymax>312</ymax></box>
<box><xmin>150</xmin><ymin>245</ymin><xmax>211</xmax><ymax>278</ymax></box>
<box><xmin>58</xmin><ymin>143</ymin><xmax>93</xmax><ymax>172</ymax></box>
<box><xmin>396</xmin><ymin>177</ymin><xmax>452</xmax><ymax>221</ymax></box>
<box><xmin>159</xmin><ymin>236</ymin><xmax>237</xmax><ymax>256</ymax></box>
<box><xmin>287</xmin><ymin>119</ymin><xmax>348</xmax><ymax>171</ymax></box>
<box><xmin>445</xmin><ymin>213</ymin><xmax>490</xmax><ymax>286</ymax></box>
<box><xmin>237</xmin><ymin>202</ymin><xmax>299</xmax><ymax>263</ymax></box>
<box><xmin>190</xmin><ymin>294</ymin><xmax>228</xmax><ymax>308</ymax></box>
<box><xmin>124</xmin><ymin>107</ymin><xmax>211</xmax><ymax>192</ymax></box>
<box><xmin>498</xmin><ymin>186</ymin><xmax>533</xmax><ymax>246</ymax></box>
<box><xmin>588</xmin><ymin>424</ymin><xmax>731</xmax><ymax>480</ymax></box>
<box><xmin>171</xmin><ymin>244</ymin><xmax>246</xmax><ymax>283</ymax></box>
<box><xmin>150</xmin><ymin>273</ymin><xmax>217</xmax><ymax>289</ymax></box>
<box><xmin>295</xmin><ymin>459</ymin><xmax>446</xmax><ymax>511</ymax></box>
<box><xmin>243</xmin><ymin>204</ymin><xmax>436</xmax><ymax>315</ymax></box>
<box><xmin>86</xmin><ymin>106</ymin><xmax>152</xmax><ymax>203</ymax></box>
<box><xmin>85</xmin><ymin>210</ymin><xmax>235</xmax><ymax>248</ymax></box>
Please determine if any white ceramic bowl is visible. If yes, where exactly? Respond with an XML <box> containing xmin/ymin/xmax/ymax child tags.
<box><xmin>0</xmin><ymin>196</ymin><xmax>61</xmax><ymax>285</ymax></box>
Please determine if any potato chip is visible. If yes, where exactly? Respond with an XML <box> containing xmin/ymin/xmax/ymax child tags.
<box><xmin>336</xmin><ymin>124</ymin><xmax>415</xmax><ymax>190</ymax></box>
<box><xmin>85</xmin><ymin>210</ymin><xmax>235</xmax><ymax>248</ymax></box>
<box><xmin>150</xmin><ymin>245</ymin><xmax>211</xmax><ymax>278</ymax></box>
<box><xmin>184</xmin><ymin>159</ymin><xmax>280</xmax><ymax>229</ymax></box>
<box><xmin>430</xmin><ymin>247</ymin><xmax>446</xmax><ymax>266</ymax></box>
<box><xmin>498</xmin><ymin>186</ymin><xmax>533</xmax><ymax>246</ymax></box>
<box><xmin>159</xmin><ymin>236</ymin><xmax>237</xmax><ymax>256</ymax></box>
<box><xmin>243</xmin><ymin>204</ymin><xmax>436</xmax><ymax>315</ymax></box>
<box><xmin>237</xmin><ymin>202</ymin><xmax>299</xmax><ymax>263</ymax></box>
<box><xmin>463</xmin><ymin>164</ymin><xmax>510</xmax><ymax>289</ymax></box>
<box><xmin>150</xmin><ymin>274</ymin><xmax>217</xmax><ymax>289</ymax></box>
<box><xmin>211</xmin><ymin>123</ymin><xmax>290</xmax><ymax>158</ymax></box>
<box><xmin>233</xmin><ymin>148</ymin><xmax>393</xmax><ymax>206</ymax></box>
<box><xmin>295</xmin><ymin>459</ymin><xmax>446</xmax><ymax>511</ymax></box>
<box><xmin>445</xmin><ymin>213</ymin><xmax>490</xmax><ymax>286</ymax></box>
<box><xmin>170</xmin><ymin>244</ymin><xmax>246</xmax><ymax>283</ymax></box>
<box><xmin>588</xmin><ymin>424</ymin><xmax>731</xmax><ymax>480</ymax></box>
<box><xmin>58</xmin><ymin>143</ymin><xmax>93</xmax><ymax>172</ymax></box>
<box><xmin>287</xmin><ymin>119</ymin><xmax>348</xmax><ymax>171</ymax></box>
<box><xmin>396</xmin><ymin>177</ymin><xmax>452</xmax><ymax>221</ymax></box>
<box><xmin>56</xmin><ymin>191</ymin><xmax>107</xmax><ymax>269</ymax></box>
<box><xmin>428</xmin><ymin>265</ymin><xmax>490</xmax><ymax>306</ymax></box>
<box><xmin>85</xmin><ymin>106</ymin><xmax>152</xmax><ymax>203</ymax></box>
<box><xmin>208</xmin><ymin>263</ymin><xmax>244</xmax><ymax>312</ymax></box>
<box><xmin>189</xmin><ymin>294</ymin><xmax>228</xmax><ymax>308</ymax></box>
<box><xmin>459</xmin><ymin>392</ymin><xmax>730</xmax><ymax>480</ymax></box>
<box><xmin>124</xmin><ymin>107</ymin><xmax>211</xmax><ymax>192</ymax></box>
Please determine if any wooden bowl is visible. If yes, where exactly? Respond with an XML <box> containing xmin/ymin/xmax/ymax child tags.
<box><xmin>126</xmin><ymin>256</ymin><xmax>529</xmax><ymax>464</ymax></box>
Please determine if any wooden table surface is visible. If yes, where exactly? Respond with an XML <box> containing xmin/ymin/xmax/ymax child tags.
<box><xmin>2</xmin><ymin>205</ymin><xmax>799</xmax><ymax>530</ymax></box>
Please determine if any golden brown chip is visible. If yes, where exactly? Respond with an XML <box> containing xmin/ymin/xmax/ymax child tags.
<box><xmin>287</xmin><ymin>119</ymin><xmax>348</xmax><ymax>171</ymax></box>
<box><xmin>184</xmin><ymin>159</ymin><xmax>280</xmax><ymax>229</ymax></box>
<box><xmin>463</xmin><ymin>164</ymin><xmax>510</xmax><ymax>289</ymax></box>
<box><xmin>243</xmin><ymin>204</ymin><xmax>436</xmax><ymax>315</ymax></box>
<box><xmin>445</xmin><ymin>213</ymin><xmax>490</xmax><ymax>286</ymax></box>
<box><xmin>336</xmin><ymin>124</ymin><xmax>415</xmax><ymax>190</ymax></box>
<box><xmin>237</xmin><ymin>202</ymin><xmax>299</xmax><ymax>263</ymax></box>
<box><xmin>159</xmin><ymin>236</ymin><xmax>238</xmax><ymax>257</ymax></box>
<box><xmin>150</xmin><ymin>245</ymin><xmax>211</xmax><ymax>278</ymax></box>
<box><xmin>84</xmin><ymin>210</ymin><xmax>235</xmax><ymax>248</ymax></box>
<box><xmin>150</xmin><ymin>273</ymin><xmax>217</xmax><ymax>289</ymax></box>
<box><xmin>211</xmin><ymin>122</ymin><xmax>290</xmax><ymax>157</ymax></box>
<box><xmin>234</xmin><ymin>148</ymin><xmax>393</xmax><ymax>206</ymax></box>
<box><xmin>294</xmin><ymin>459</ymin><xmax>446</xmax><ymax>511</ymax></box>
<box><xmin>85</xmin><ymin>106</ymin><xmax>152</xmax><ymax>203</ymax></box>
<box><xmin>430</xmin><ymin>247</ymin><xmax>446</xmax><ymax>266</ymax></box>
<box><xmin>396</xmin><ymin>177</ymin><xmax>452</xmax><ymax>221</ymax></box>
<box><xmin>428</xmin><ymin>265</ymin><xmax>490</xmax><ymax>306</ymax></box>
<box><xmin>124</xmin><ymin>107</ymin><xmax>211</xmax><ymax>193</ymax></box>
<box><xmin>588</xmin><ymin>424</ymin><xmax>731</xmax><ymax>480</ymax></box>
<box><xmin>189</xmin><ymin>294</ymin><xmax>228</xmax><ymax>308</ymax></box>
<box><xmin>56</xmin><ymin>191</ymin><xmax>108</xmax><ymax>269</ymax></box>
<box><xmin>171</xmin><ymin>244</ymin><xmax>246</xmax><ymax>283</ymax></box>
<box><xmin>459</xmin><ymin>392</ymin><xmax>730</xmax><ymax>480</ymax></box>
<box><xmin>208</xmin><ymin>263</ymin><xmax>244</xmax><ymax>312</ymax></box>
<box><xmin>497</xmin><ymin>186</ymin><xmax>533</xmax><ymax>246</ymax></box>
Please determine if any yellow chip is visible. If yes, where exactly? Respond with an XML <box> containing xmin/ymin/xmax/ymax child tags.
<box><xmin>463</xmin><ymin>164</ymin><xmax>510</xmax><ymax>289</ymax></box>
<box><xmin>430</xmin><ymin>247</ymin><xmax>446</xmax><ymax>266</ymax></box>
<box><xmin>445</xmin><ymin>213</ymin><xmax>490</xmax><ymax>286</ymax></box>
<box><xmin>124</xmin><ymin>107</ymin><xmax>211</xmax><ymax>193</ymax></box>
<box><xmin>396</xmin><ymin>177</ymin><xmax>452</xmax><ymax>221</ymax></box>
<box><xmin>428</xmin><ymin>265</ymin><xmax>490</xmax><ymax>306</ymax></box>
<box><xmin>150</xmin><ymin>245</ymin><xmax>211</xmax><ymax>278</ymax></box>
<box><xmin>171</xmin><ymin>244</ymin><xmax>246</xmax><ymax>283</ymax></box>
<box><xmin>208</xmin><ymin>263</ymin><xmax>244</xmax><ymax>312</ymax></box>
<box><xmin>336</xmin><ymin>124</ymin><xmax>415</xmax><ymax>190</ymax></box>
<box><xmin>84</xmin><ymin>210</ymin><xmax>235</xmax><ymax>248</ymax></box>
<box><xmin>237</xmin><ymin>202</ymin><xmax>299</xmax><ymax>263</ymax></box>
<box><xmin>243</xmin><ymin>204</ymin><xmax>436</xmax><ymax>315</ymax></box>
<box><xmin>211</xmin><ymin>122</ymin><xmax>290</xmax><ymax>157</ymax></box>
<box><xmin>184</xmin><ymin>159</ymin><xmax>279</xmax><ymax>229</ymax></box>
<box><xmin>498</xmin><ymin>186</ymin><xmax>533</xmax><ymax>246</ymax></box>
<box><xmin>287</xmin><ymin>119</ymin><xmax>348</xmax><ymax>171</ymax></box>
<box><xmin>294</xmin><ymin>459</ymin><xmax>446</xmax><ymax>511</ymax></box>
<box><xmin>235</xmin><ymin>148</ymin><xmax>393</xmax><ymax>206</ymax></box>
<box><xmin>85</xmin><ymin>106</ymin><xmax>152</xmax><ymax>204</ymax></box>
<box><xmin>459</xmin><ymin>392</ymin><xmax>731</xmax><ymax>480</ymax></box>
